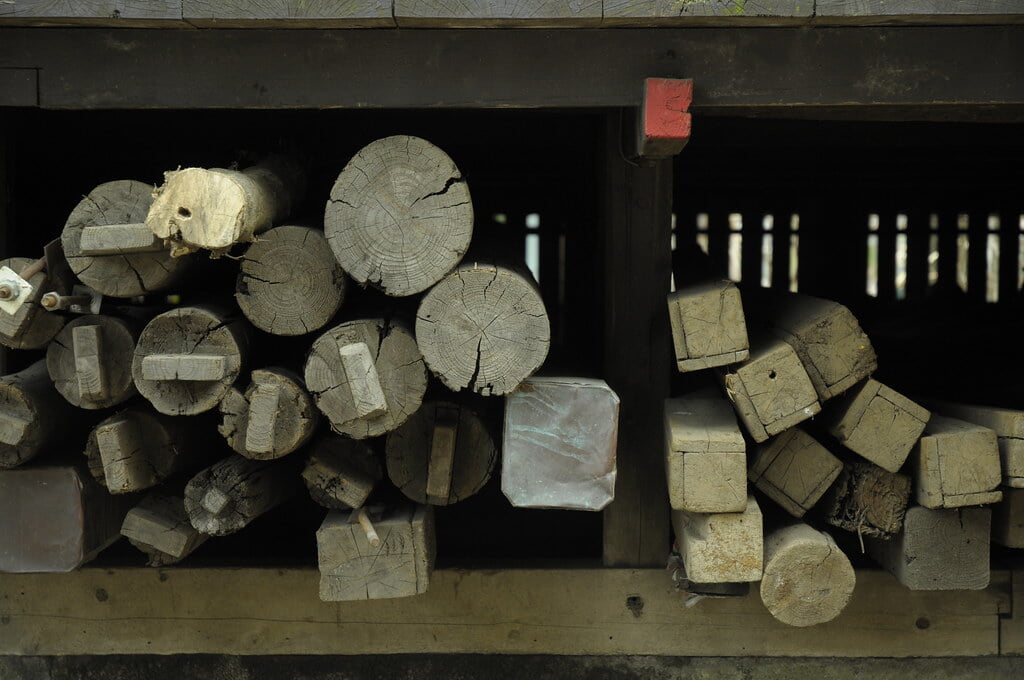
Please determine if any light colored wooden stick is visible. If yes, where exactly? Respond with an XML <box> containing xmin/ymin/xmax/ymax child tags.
<box><xmin>355</xmin><ymin>507</ymin><xmax>381</xmax><ymax>547</ymax></box>
<box><xmin>140</xmin><ymin>354</ymin><xmax>228</xmax><ymax>381</ymax></box>
<box><xmin>425</xmin><ymin>404</ymin><xmax>459</xmax><ymax>504</ymax></box>
<box><xmin>72</xmin><ymin>324</ymin><xmax>106</xmax><ymax>400</ymax></box>
<box><xmin>78</xmin><ymin>223</ymin><xmax>163</xmax><ymax>255</ymax></box>
<box><xmin>338</xmin><ymin>341</ymin><xmax>388</xmax><ymax>419</ymax></box>
<box><xmin>218</xmin><ymin>367</ymin><xmax>317</xmax><ymax>460</ymax></box>
<box><xmin>18</xmin><ymin>257</ymin><xmax>46</xmax><ymax>281</ymax></box>
<box><xmin>46</xmin><ymin>315</ymin><xmax>137</xmax><ymax>410</ymax></box>
<box><xmin>244</xmin><ymin>383</ymin><xmax>281</xmax><ymax>455</ymax></box>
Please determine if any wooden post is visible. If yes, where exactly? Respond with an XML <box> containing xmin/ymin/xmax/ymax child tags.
<box><xmin>218</xmin><ymin>367</ymin><xmax>317</xmax><ymax>460</ymax></box>
<box><xmin>121</xmin><ymin>491</ymin><xmax>209</xmax><ymax>567</ymax></box>
<box><xmin>0</xmin><ymin>256</ymin><xmax>66</xmax><ymax>350</ymax></box>
<box><xmin>760</xmin><ymin>524</ymin><xmax>856</xmax><ymax>627</ymax></box>
<box><xmin>749</xmin><ymin>427</ymin><xmax>842</xmax><ymax>518</ymax></box>
<box><xmin>503</xmin><ymin>377</ymin><xmax>619</xmax><ymax>511</ymax></box>
<box><xmin>823</xmin><ymin>462</ymin><xmax>912</xmax><ymax>540</ymax></box>
<box><xmin>671</xmin><ymin>495</ymin><xmax>763</xmax><ymax>584</ymax></box>
<box><xmin>664</xmin><ymin>390</ymin><xmax>747</xmax><ymax>513</ymax></box>
<box><xmin>184</xmin><ymin>454</ymin><xmax>298</xmax><ymax>536</ymax></box>
<box><xmin>386</xmin><ymin>401</ymin><xmax>496</xmax><ymax>506</ymax></box>
<box><xmin>416</xmin><ymin>263</ymin><xmax>550</xmax><ymax>396</ymax></box>
<box><xmin>667</xmin><ymin>279</ymin><xmax>749</xmax><ymax>372</ymax></box>
<box><xmin>927</xmin><ymin>400</ymin><xmax>1024</xmax><ymax>488</ymax></box>
<box><xmin>819</xmin><ymin>378</ymin><xmax>930</xmax><ymax>473</ymax></box>
<box><xmin>132</xmin><ymin>305</ymin><xmax>247</xmax><ymax>416</ymax></box>
<box><xmin>325</xmin><ymin>135</ymin><xmax>473</xmax><ymax>297</ymax></box>
<box><xmin>867</xmin><ymin>506</ymin><xmax>990</xmax><ymax>590</ymax></box>
<box><xmin>45</xmin><ymin>314</ymin><xmax>138</xmax><ymax>409</ymax></box>
<box><xmin>719</xmin><ymin>335</ymin><xmax>821</xmax><ymax>443</ymax></box>
<box><xmin>913</xmin><ymin>414</ymin><xmax>1002</xmax><ymax>509</ymax></box>
<box><xmin>304</xmin><ymin>318</ymin><xmax>427</xmax><ymax>439</ymax></box>
<box><xmin>302</xmin><ymin>437</ymin><xmax>382</xmax><ymax>510</ymax></box>
<box><xmin>147</xmin><ymin>155</ymin><xmax>305</xmax><ymax>256</ymax></box>
<box><xmin>61</xmin><ymin>180</ymin><xmax>188</xmax><ymax>297</ymax></box>
<box><xmin>993</xmin><ymin>487</ymin><xmax>1024</xmax><ymax>548</ymax></box>
<box><xmin>236</xmin><ymin>225</ymin><xmax>346</xmax><ymax>336</ymax></box>
<box><xmin>316</xmin><ymin>505</ymin><xmax>435</xmax><ymax>601</ymax></box>
<box><xmin>0</xmin><ymin>360</ymin><xmax>81</xmax><ymax>469</ymax></box>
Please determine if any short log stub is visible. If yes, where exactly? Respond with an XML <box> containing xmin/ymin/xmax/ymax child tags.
<box><xmin>184</xmin><ymin>454</ymin><xmax>298</xmax><ymax>536</ymax></box>
<box><xmin>121</xmin><ymin>491</ymin><xmax>209</xmax><ymax>567</ymax></box>
<box><xmin>667</xmin><ymin>279</ymin><xmax>749</xmax><ymax>372</ymax></box>
<box><xmin>824</xmin><ymin>461</ymin><xmax>912</xmax><ymax>540</ymax></box>
<box><xmin>316</xmin><ymin>505</ymin><xmax>435</xmax><ymax>601</ymax></box>
<box><xmin>0</xmin><ymin>360</ymin><xmax>79</xmax><ymax>469</ymax></box>
<box><xmin>302</xmin><ymin>436</ymin><xmax>383</xmax><ymax>510</ymax></box>
<box><xmin>83</xmin><ymin>408</ymin><xmax>190</xmax><ymax>494</ymax></box>
<box><xmin>913</xmin><ymin>414</ymin><xmax>1003</xmax><ymax>509</ymax></box>
<box><xmin>218</xmin><ymin>367</ymin><xmax>318</xmax><ymax>460</ymax></box>
<box><xmin>236</xmin><ymin>225</ymin><xmax>346</xmax><ymax>336</ymax></box>
<box><xmin>417</xmin><ymin>264</ymin><xmax>550</xmax><ymax>396</ymax></box>
<box><xmin>325</xmin><ymin>135</ymin><xmax>473</xmax><ymax>297</ymax></box>
<box><xmin>46</xmin><ymin>314</ymin><xmax>138</xmax><ymax>409</ymax></box>
<box><xmin>0</xmin><ymin>256</ymin><xmax>66</xmax><ymax>350</ymax></box>
<box><xmin>304</xmin><ymin>318</ymin><xmax>427</xmax><ymax>439</ymax></box>
<box><xmin>672</xmin><ymin>495</ymin><xmax>763</xmax><ymax>584</ymax></box>
<box><xmin>749</xmin><ymin>427</ymin><xmax>843</xmax><ymax>518</ymax></box>
<box><xmin>386</xmin><ymin>401</ymin><xmax>496</xmax><ymax>506</ymax></box>
<box><xmin>132</xmin><ymin>306</ymin><xmax>247</xmax><ymax>416</ymax></box>
<box><xmin>61</xmin><ymin>180</ymin><xmax>187</xmax><ymax>297</ymax></box>
<box><xmin>928</xmin><ymin>400</ymin><xmax>1024</xmax><ymax>488</ymax></box>
<box><xmin>761</xmin><ymin>524</ymin><xmax>856</xmax><ymax>627</ymax></box>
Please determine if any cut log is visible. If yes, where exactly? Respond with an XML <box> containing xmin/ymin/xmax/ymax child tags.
<box><xmin>325</xmin><ymin>135</ymin><xmax>473</xmax><ymax>297</ymax></box>
<box><xmin>823</xmin><ymin>461</ymin><xmax>912</xmax><ymax>540</ymax></box>
<box><xmin>61</xmin><ymin>180</ymin><xmax>188</xmax><ymax>297</ymax></box>
<box><xmin>927</xmin><ymin>400</ymin><xmax>1024</xmax><ymax>488</ymax></box>
<box><xmin>417</xmin><ymin>263</ymin><xmax>550</xmax><ymax>396</ymax></box>
<box><xmin>0</xmin><ymin>465</ymin><xmax>134</xmax><ymax>572</ymax></box>
<box><xmin>304</xmin><ymin>318</ymin><xmax>427</xmax><ymax>439</ymax></box>
<box><xmin>502</xmin><ymin>377</ymin><xmax>619</xmax><ymax>511</ymax></box>
<box><xmin>302</xmin><ymin>437</ymin><xmax>383</xmax><ymax>510</ymax></box>
<box><xmin>719</xmin><ymin>335</ymin><xmax>820</xmax><ymax>443</ymax></box>
<box><xmin>218</xmin><ymin>368</ymin><xmax>318</xmax><ymax>460</ymax></box>
<box><xmin>820</xmin><ymin>378</ymin><xmax>930</xmax><ymax>473</ymax></box>
<box><xmin>993</xmin><ymin>487</ymin><xmax>1024</xmax><ymax>548</ymax></box>
<box><xmin>316</xmin><ymin>505</ymin><xmax>435</xmax><ymax>601</ymax></box>
<box><xmin>671</xmin><ymin>495</ymin><xmax>763</xmax><ymax>584</ymax></box>
<box><xmin>913</xmin><ymin>414</ymin><xmax>1002</xmax><ymax>509</ymax></box>
<box><xmin>46</xmin><ymin>314</ymin><xmax>138</xmax><ymax>409</ymax></box>
<box><xmin>386</xmin><ymin>401</ymin><xmax>496</xmax><ymax>506</ymax></box>
<box><xmin>184</xmin><ymin>454</ymin><xmax>298</xmax><ymax>536</ymax></box>
<box><xmin>0</xmin><ymin>360</ymin><xmax>81</xmax><ymax>469</ymax></box>
<box><xmin>667</xmin><ymin>279</ymin><xmax>749</xmax><ymax>372</ymax></box>
<box><xmin>0</xmin><ymin>256</ymin><xmax>66</xmax><ymax>350</ymax></box>
<box><xmin>83</xmin><ymin>408</ymin><xmax>198</xmax><ymax>494</ymax></box>
<box><xmin>147</xmin><ymin>155</ymin><xmax>304</xmax><ymax>255</ymax></box>
<box><xmin>236</xmin><ymin>225</ymin><xmax>346</xmax><ymax>336</ymax></box>
<box><xmin>760</xmin><ymin>524</ymin><xmax>856</xmax><ymax>627</ymax></box>
<box><xmin>664</xmin><ymin>390</ymin><xmax>747</xmax><ymax>513</ymax></box>
<box><xmin>762</xmin><ymin>293</ymin><xmax>877</xmax><ymax>402</ymax></box>
<box><xmin>121</xmin><ymin>491</ymin><xmax>209</xmax><ymax>567</ymax></box>
<box><xmin>132</xmin><ymin>305</ymin><xmax>247</xmax><ymax>416</ymax></box>
<box><xmin>749</xmin><ymin>427</ymin><xmax>842</xmax><ymax>518</ymax></box>
<box><xmin>867</xmin><ymin>506</ymin><xmax>990</xmax><ymax>590</ymax></box>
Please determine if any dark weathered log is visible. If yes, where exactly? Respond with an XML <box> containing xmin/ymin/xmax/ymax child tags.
<box><xmin>667</xmin><ymin>279</ymin><xmax>749</xmax><ymax>372</ymax></box>
<box><xmin>386</xmin><ymin>401</ymin><xmax>496</xmax><ymax>506</ymax></box>
<box><xmin>823</xmin><ymin>462</ymin><xmax>912</xmax><ymax>540</ymax></box>
<box><xmin>325</xmin><ymin>135</ymin><xmax>473</xmax><ymax>297</ymax></box>
<box><xmin>304</xmin><ymin>318</ymin><xmax>427</xmax><ymax>439</ymax></box>
<box><xmin>132</xmin><ymin>305</ymin><xmax>248</xmax><ymax>416</ymax></box>
<box><xmin>671</xmin><ymin>495</ymin><xmax>762</xmax><ymax>584</ymax></box>
<box><xmin>61</xmin><ymin>179</ymin><xmax>189</xmax><ymax>297</ymax></box>
<box><xmin>0</xmin><ymin>256</ymin><xmax>66</xmax><ymax>350</ymax></box>
<box><xmin>121</xmin><ymin>491</ymin><xmax>209</xmax><ymax>567</ymax></box>
<box><xmin>218</xmin><ymin>367</ymin><xmax>317</xmax><ymax>460</ymax></box>
<box><xmin>748</xmin><ymin>427</ymin><xmax>842</xmax><ymax>518</ymax></box>
<box><xmin>46</xmin><ymin>314</ymin><xmax>138</xmax><ymax>410</ymax></box>
<box><xmin>0</xmin><ymin>360</ymin><xmax>82</xmax><ymax>469</ymax></box>
<box><xmin>184</xmin><ymin>454</ymin><xmax>298</xmax><ymax>536</ymax></box>
<box><xmin>302</xmin><ymin>436</ymin><xmax>383</xmax><ymax>510</ymax></box>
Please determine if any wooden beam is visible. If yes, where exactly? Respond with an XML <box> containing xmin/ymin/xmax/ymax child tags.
<box><xmin>815</xmin><ymin>1</ymin><xmax>1024</xmax><ymax>25</ymax></box>
<box><xmin>0</xmin><ymin>0</ymin><xmax>188</xmax><ymax>27</ymax></box>
<box><xmin>182</xmin><ymin>0</ymin><xmax>394</xmax><ymax>28</ymax></box>
<box><xmin>0</xmin><ymin>567</ymin><xmax>1008</xmax><ymax>656</ymax></box>
<box><xmin>394</xmin><ymin>0</ymin><xmax>601</xmax><ymax>27</ymax></box>
<box><xmin>604</xmin><ymin>0</ymin><xmax>811</xmax><ymax>25</ymax></box>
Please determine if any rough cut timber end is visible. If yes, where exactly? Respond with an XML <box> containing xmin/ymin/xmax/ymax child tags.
<box><xmin>184</xmin><ymin>455</ymin><xmax>297</xmax><ymax>537</ymax></box>
<box><xmin>502</xmin><ymin>377</ymin><xmax>619</xmax><ymax>511</ymax></box>
<box><xmin>121</xmin><ymin>492</ymin><xmax>208</xmax><ymax>567</ymax></box>
<box><xmin>317</xmin><ymin>505</ymin><xmax>435</xmax><ymax>601</ymax></box>
<box><xmin>46</xmin><ymin>315</ymin><xmax>138</xmax><ymax>410</ymax></box>
<box><xmin>636</xmin><ymin>77</ymin><xmax>693</xmax><ymax>159</ymax></box>
<box><xmin>927</xmin><ymin>400</ymin><xmax>1024</xmax><ymax>488</ymax></box>
<box><xmin>218</xmin><ymin>368</ymin><xmax>318</xmax><ymax>460</ymax></box>
<box><xmin>83</xmin><ymin>409</ymin><xmax>188</xmax><ymax>495</ymax></box>
<box><xmin>668</xmin><ymin>279</ymin><xmax>749</xmax><ymax>373</ymax></box>
<box><xmin>664</xmin><ymin>390</ymin><xmax>747</xmax><ymax>512</ymax></box>
<box><xmin>749</xmin><ymin>427</ymin><xmax>842</xmax><ymax>518</ymax></box>
<box><xmin>302</xmin><ymin>437</ymin><xmax>382</xmax><ymax>510</ymax></box>
<box><xmin>913</xmin><ymin>414</ymin><xmax>1003</xmax><ymax>509</ymax></box>
<box><xmin>672</xmin><ymin>495</ymin><xmax>763</xmax><ymax>584</ymax></box>
<box><xmin>824</xmin><ymin>462</ymin><xmax>912</xmax><ymax>539</ymax></box>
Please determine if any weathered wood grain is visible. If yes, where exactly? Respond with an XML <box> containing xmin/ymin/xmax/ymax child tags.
<box><xmin>182</xmin><ymin>0</ymin><xmax>394</xmax><ymax>27</ymax></box>
<box><xmin>823</xmin><ymin>462</ymin><xmax>911</xmax><ymax>540</ymax></box>
<box><xmin>0</xmin><ymin>0</ymin><xmax>186</xmax><ymax>26</ymax></box>
<box><xmin>46</xmin><ymin>314</ymin><xmax>138</xmax><ymax>409</ymax></box>
<box><xmin>604</xmin><ymin>0</ymin><xmax>811</xmax><ymax>25</ymax></box>
<box><xmin>394</xmin><ymin>0</ymin><xmax>601</xmax><ymax>26</ymax></box>
<box><xmin>913</xmin><ymin>414</ymin><xmax>1002</xmax><ymax>509</ymax></box>
<box><xmin>749</xmin><ymin>427</ymin><xmax>842</xmax><ymax>518</ymax></box>
<box><xmin>184</xmin><ymin>454</ymin><xmax>298</xmax><ymax>536</ymax></box>
<box><xmin>672</xmin><ymin>495</ymin><xmax>762</xmax><ymax>584</ymax></box>
<box><xmin>0</xmin><ymin>256</ymin><xmax>66</xmax><ymax>350</ymax></box>
<box><xmin>218</xmin><ymin>367</ymin><xmax>317</xmax><ymax>460</ymax></box>
<box><xmin>121</xmin><ymin>491</ymin><xmax>209</xmax><ymax>566</ymax></box>
<box><xmin>302</xmin><ymin>436</ymin><xmax>382</xmax><ymax>510</ymax></box>
<box><xmin>0</xmin><ymin>360</ymin><xmax>80</xmax><ymax>469</ymax></box>
<box><xmin>667</xmin><ymin>279</ymin><xmax>749</xmax><ymax>372</ymax></box>
<box><xmin>928</xmin><ymin>400</ymin><xmax>1024</xmax><ymax>488</ymax></box>
<box><xmin>816</xmin><ymin>0</ymin><xmax>1024</xmax><ymax>23</ymax></box>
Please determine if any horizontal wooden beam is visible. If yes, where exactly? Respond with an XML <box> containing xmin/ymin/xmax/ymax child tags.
<box><xmin>0</xmin><ymin>567</ymin><xmax>1010</xmax><ymax>656</ymax></box>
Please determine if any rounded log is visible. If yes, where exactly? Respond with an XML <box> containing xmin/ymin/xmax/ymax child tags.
<box><xmin>0</xmin><ymin>360</ymin><xmax>81</xmax><ymax>469</ymax></box>
<box><xmin>184</xmin><ymin>454</ymin><xmax>298</xmax><ymax>536</ymax></box>
<box><xmin>46</xmin><ymin>314</ymin><xmax>138</xmax><ymax>409</ymax></box>
<box><xmin>302</xmin><ymin>436</ymin><xmax>382</xmax><ymax>510</ymax></box>
<box><xmin>218</xmin><ymin>367</ymin><xmax>318</xmax><ymax>460</ymax></box>
<box><xmin>0</xmin><ymin>256</ymin><xmax>66</xmax><ymax>350</ymax></box>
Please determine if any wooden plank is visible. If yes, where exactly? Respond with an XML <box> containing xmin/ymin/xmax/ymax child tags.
<box><xmin>0</xmin><ymin>567</ymin><xmax>1007</xmax><ymax>656</ymax></box>
<box><xmin>183</xmin><ymin>0</ymin><xmax>394</xmax><ymax>27</ymax></box>
<box><xmin>0</xmin><ymin>68</ymin><xmax>36</xmax><ymax>106</ymax></box>
<box><xmin>816</xmin><ymin>0</ymin><xmax>1024</xmax><ymax>24</ymax></box>
<box><xmin>604</xmin><ymin>0</ymin><xmax>812</xmax><ymax>25</ymax></box>
<box><xmin>0</xmin><ymin>27</ymin><xmax>1022</xmax><ymax>112</ymax></box>
<box><xmin>395</xmin><ymin>0</ymin><xmax>601</xmax><ymax>27</ymax></box>
<box><xmin>1001</xmin><ymin>569</ymin><xmax>1024</xmax><ymax>655</ymax></box>
<box><xmin>0</xmin><ymin>0</ymin><xmax>186</xmax><ymax>26</ymax></box>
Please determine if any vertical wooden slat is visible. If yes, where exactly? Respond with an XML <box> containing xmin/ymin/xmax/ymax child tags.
<box><xmin>771</xmin><ymin>212</ymin><xmax>792</xmax><ymax>292</ymax></box>
<box><xmin>601</xmin><ymin>115</ymin><xmax>671</xmax><ymax>567</ymax></box>
<box><xmin>741</xmin><ymin>211</ymin><xmax>762</xmax><ymax>287</ymax></box>
<box><xmin>876</xmin><ymin>208</ymin><xmax>897</xmax><ymax>302</ymax></box>
<box><xmin>937</xmin><ymin>210</ymin><xmax>958</xmax><ymax>291</ymax></box>
<box><xmin>905</xmin><ymin>209</ymin><xmax>930</xmax><ymax>301</ymax></box>
<box><xmin>967</xmin><ymin>210</ymin><xmax>989</xmax><ymax>302</ymax></box>
<box><xmin>999</xmin><ymin>210</ymin><xmax>1020</xmax><ymax>303</ymax></box>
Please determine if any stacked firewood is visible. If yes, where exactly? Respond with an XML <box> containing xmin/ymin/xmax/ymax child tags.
<box><xmin>665</xmin><ymin>277</ymin><xmax>1018</xmax><ymax>627</ymax></box>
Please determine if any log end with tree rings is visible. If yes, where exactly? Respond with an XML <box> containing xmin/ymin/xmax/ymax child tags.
<box><xmin>385</xmin><ymin>401</ymin><xmax>496</xmax><ymax>506</ymax></box>
<box><xmin>304</xmin><ymin>318</ymin><xmax>427</xmax><ymax>439</ymax></box>
<box><xmin>0</xmin><ymin>256</ymin><xmax>66</xmax><ymax>350</ymax></box>
<box><xmin>132</xmin><ymin>306</ymin><xmax>247</xmax><ymax>416</ymax></box>
<box><xmin>302</xmin><ymin>437</ymin><xmax>383</xmax><ymax>510</ymax></box>
<box><xmin>416</xmin><ymin>264</ymin><xmax>550</xmax><ymax>396</ymax></box>
<box><xmin>218</xmin><ymin>367</ymin><xmax>318</xmax><ymax>460</ymax></box>
<box><xmin>0</xmin><ymin>360</ymin><xmax>74</xmax><ymax>469</ymax></box>
<box><xmin>46</xmin><ymin>315</ymin><xmax>138</xmax><ymax>410</ymax></box>
<box><xmin>61</xmin><ymin>180</ymin><xmax>187</xmax><ymax>298</ymax></box>
<box><xmin>324</xmin><ymin>135</ymin><xmax>473</xmax><ymax>297</ymax></box>
<box><xmin>83</xmin><ymin>409</ymin><xmax>184</xmax><ymax>494</ymax></box>
<box><xmin>184</xmin><ymin>454</ymin><xmax>297</xmax><ymax>537</ymax></box>
<box><xmin>236</xmin><ymin>225</ymin><xmax>346</xmax><ymax>336</ymax></box>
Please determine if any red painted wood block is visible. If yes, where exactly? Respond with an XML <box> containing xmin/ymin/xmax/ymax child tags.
<box><xmin>638</xmin><ymin>78</ymin><xmax>693</xmax><ymax>158</ymax></box>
